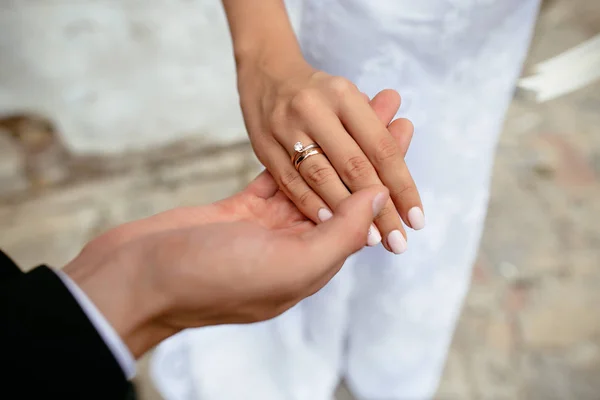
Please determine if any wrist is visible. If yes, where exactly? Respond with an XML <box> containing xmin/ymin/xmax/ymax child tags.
<box><xmin>235</xmin><ymin>43</ymin><xmax>309</xmax><ymax>85</ymax></box>
<box><xmin>63</xmin><ymin>246</ymin><xmax>176</xmax><ymax>358</ymax></box>
<box><xmin>224</xmin><ymin>0</ymin><xmax>307</xmax><ymax>80</ymax></box>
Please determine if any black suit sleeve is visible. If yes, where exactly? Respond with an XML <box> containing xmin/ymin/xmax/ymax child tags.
<box><xmin>0</xmin><ymin>251</ymin><xmax>136</xmax><ymax>399</ymax></box>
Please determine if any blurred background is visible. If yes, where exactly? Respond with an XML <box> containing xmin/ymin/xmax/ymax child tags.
<box><xmin>0</xmin><ymin>0</ymin><xmax>598</xmax><ymax>399</ymax></box>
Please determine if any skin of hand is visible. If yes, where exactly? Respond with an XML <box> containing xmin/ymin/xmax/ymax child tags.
<box><xmin>61</xmin><ymin>94</ymin><xmax>415</xmax><ymax>359</ymax></box>
<box><xmin>222</xmin><ymin>0</ymin><xmax>423</xmax><ymax>255</ymax></box>
<box><xmin>63</xmin><ymin>177</ymin><xmax>389</xmax><ymax>358</ymax></box>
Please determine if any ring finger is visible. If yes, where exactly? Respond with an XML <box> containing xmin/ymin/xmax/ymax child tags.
<box><xmin>283</xmin><ymin>133</ymin><xmax>383</xmax><ymax>246</ymax></box>
<box><xmin>288</xmin><ymin>113</ymin><xmax>407</xmax><ymax>254</ymax></box>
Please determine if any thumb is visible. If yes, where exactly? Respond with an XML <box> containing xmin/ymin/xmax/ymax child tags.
<box><xmin>302</xmin><ymin>186</ymin><xmax>390</xmax><ymax>268</ymax></box>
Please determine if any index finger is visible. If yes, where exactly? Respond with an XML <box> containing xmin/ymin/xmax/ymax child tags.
<box><xmin>296</xmin><ymin>185</ymin><xmax>389</xmax><ymax>278</ymax></box>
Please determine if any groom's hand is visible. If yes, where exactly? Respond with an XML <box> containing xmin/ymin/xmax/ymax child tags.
<box><xmin>63</xmin><ymin>178</ymin><xmax>389</xmax><ymax>357</ymax></box>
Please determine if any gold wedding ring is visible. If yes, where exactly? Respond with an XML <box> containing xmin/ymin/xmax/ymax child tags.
<box><xmin>292</xmin><ymin>141</ymin><xmax>325</xmax><ymax>171</ymax></box>
<box><xmin>294</xmin><ymin>148</ymin><xmax>325</xmax><ymax>171</ymax></box>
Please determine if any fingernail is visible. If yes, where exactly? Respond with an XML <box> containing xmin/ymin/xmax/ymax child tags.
<box><xmin>407</xmin><ymin>207</ymin><xmax>425</xmax><ymax>230</ymax></box>
<box><xmin>367</xmin><ymin>224</ymin><xmax>382</xmax><ymax>246</ymax></box>
<box><xmin>372</xmin><ymin>192</ymin><xmax>388</xmax><ymax>217</ymax></box>
<box><xmin>387</xmin><ymin>230</ymin><xmax>407</xmax><ymax>254</ymax></box>
<box><xmin>318</xmin><ymin>208</ymin><xmax>333</xmax><ymax>222</ymax></box>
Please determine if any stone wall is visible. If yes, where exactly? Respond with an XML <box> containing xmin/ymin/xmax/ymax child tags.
<box><xmin>0</xmin><ymin>0</ymin><xmax>252</xmax><ymax>153</ymax></box>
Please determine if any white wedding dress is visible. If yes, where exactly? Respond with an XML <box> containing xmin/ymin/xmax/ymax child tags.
<box><xmin>151</xmin><ymin>1</ymin><xmax>541</xmax><ymax>399</ymax></box>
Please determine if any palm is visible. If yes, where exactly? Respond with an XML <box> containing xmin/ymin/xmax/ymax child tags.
<box><xmin>87</xmin><ymin>171</ymin><xmax>306</xmax><ymax>260</ymax></box>
<box><xmin>214</xmin><ymin>189</ymin><xmax>310</xmax><ymax>230</ymax></box>
<box><xmin>190</xmin><ymin>173</ymin><xmax>314</xmax><ymax>237</ymax></box>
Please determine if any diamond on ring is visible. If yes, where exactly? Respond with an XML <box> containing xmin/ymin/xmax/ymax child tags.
<box><xmin>291</xmin><ymin>142</ymin><xmax>326</xmax><ymax>171</ymax></box>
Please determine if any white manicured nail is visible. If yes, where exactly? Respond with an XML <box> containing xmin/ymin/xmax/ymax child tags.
<box><xmin>367</xmin><ymin>224</ymin><xmax>382</xmax><ymax>246</ymax></box>
<box><xmin>387</xmin><ymin>230</ymin><xmax>407</xmax><ymax>254</ymax></box>
<box><xmin>318</xmin><ymin>208</ymin><xmax>333</xmax><ymax>222</ymax></box>
<box><xmin>407</xmin><ymin>207</ymin><xmax>425</xmax><ymax>230</ymax></box>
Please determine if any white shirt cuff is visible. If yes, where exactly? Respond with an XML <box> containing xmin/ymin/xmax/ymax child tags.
<box><xmin>54</xmin><ymin>268</ymin><xmax>137</xmax><ymax>380</ymax></box>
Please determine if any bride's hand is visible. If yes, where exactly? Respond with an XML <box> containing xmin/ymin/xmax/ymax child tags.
<box><xmin>237</xmin><ymin>61</ymin><xmax>423</xmax><ymax>254</ymax></box>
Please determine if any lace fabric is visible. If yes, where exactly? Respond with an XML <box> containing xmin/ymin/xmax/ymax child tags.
<box><xmin>152</xmin><ymin>1</ymin><xmax>541</xmax><ymax>399</ymax></box>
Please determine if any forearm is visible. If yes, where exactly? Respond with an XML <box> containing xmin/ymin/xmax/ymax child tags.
<box><xmin>221</xmin><ymin>0</ymin><xmax>305</xmax><ymax>76</ymax></box>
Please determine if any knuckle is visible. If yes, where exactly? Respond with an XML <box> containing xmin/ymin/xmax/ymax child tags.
<box><xmin>328</xmin><ymin>76</ymin><xmax>355</xmax><ymax>97</ymax></box>
<box><xmin>268</xmin><ymin>104</ymin><xmax>288</xmax><ymax>132</ymax></box>
<box><xmin>391</xmin><ymin>182</ymin><xmax>418</xmax><ymax>199</ymax></box>
<box><xmin>278</xmin><ymin>172</ymin><xmax>314</xmax><ymax>208</ymax></box>
<box><xmin>342</xmin><ymin>156</ymin><xmax>374</xmax><ymax>182</ymax></box>
<box><xmin>290</xmin><ymin>89</ymin><xmax>320</xmax><ymax>113</ymax></box>
<box><xmin>279</xmin><ymin>170</ymin><xmax>304</xmax><ymax>193</ymax></box>
<box><xmin>373</xmin><ymin>203</ymin><xmax>396</xmax><ymax>222</ymax></box>
<box><xmin>302</xmin><ymin>162</ymin><xmax>337</xmax><ymax>188</ymax></box>
<box><xmin>375</xmin><ymin>137</ymin><xmax>400</xmax><ymax>164</ymax></box>
<box><xmin>296</xmin><ymin>188</ymin><xmax>314</xmax><ymax>208</ymax></box>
